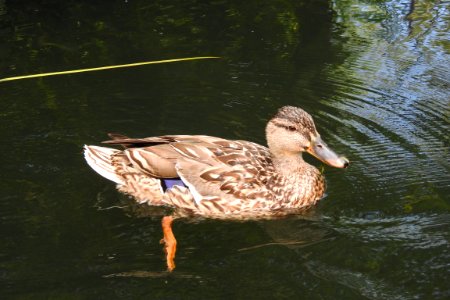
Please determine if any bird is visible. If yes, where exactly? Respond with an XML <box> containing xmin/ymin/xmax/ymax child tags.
<box><xmin>83</xmin><ymin>106</ymin><xmax>349</xmax><ymax>271</ymax></box>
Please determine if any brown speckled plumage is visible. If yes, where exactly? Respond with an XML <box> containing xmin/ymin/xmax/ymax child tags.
<box><xmin>84</xmin><ymin>106</ymin><xmax>345</xmax><ymax>219</ymax></box>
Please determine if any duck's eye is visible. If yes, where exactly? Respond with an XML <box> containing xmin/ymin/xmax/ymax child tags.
<box><xmin>288</xmin><ymin>126</ymin><xmax>296</xmax><ymax>131</ymax></box>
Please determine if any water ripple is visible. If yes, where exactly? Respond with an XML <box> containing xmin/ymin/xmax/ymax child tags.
<box><xmin>335</xmin><ymin>214</ymin><xmax>449</xmax><ymax>248</ymax></box>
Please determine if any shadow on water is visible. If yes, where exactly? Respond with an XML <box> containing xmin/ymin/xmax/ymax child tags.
<box><xmin>0</xmin><ymin>0</ymin><xmax>449</xmax><ymax>299</ymax></box>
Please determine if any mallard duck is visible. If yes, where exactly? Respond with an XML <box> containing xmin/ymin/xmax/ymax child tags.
<box><xmin>84</xmin><ymin>106</ymin><xmax>348</xmax><ymax>271</ymax></box>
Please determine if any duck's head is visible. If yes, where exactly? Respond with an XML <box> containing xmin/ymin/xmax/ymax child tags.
<box><xmin>266</xmin><ymin>106</ymin><xmax>349</xmax><ymax>168</ymax></box>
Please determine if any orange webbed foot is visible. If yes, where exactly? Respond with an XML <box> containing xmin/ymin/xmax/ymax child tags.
<box><xmin>161</xmin><ymin>216</ymin><xmax>177</xmax><ymax>272</ymax></box>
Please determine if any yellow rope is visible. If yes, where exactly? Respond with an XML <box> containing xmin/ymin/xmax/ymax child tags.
<box><xmin>0</xmin><ymin>56</ymin><xmax>220</xmax><ymax>83</ymax></box>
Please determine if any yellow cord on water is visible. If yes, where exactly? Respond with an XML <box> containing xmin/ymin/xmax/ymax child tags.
<box><xmin>0</xmin><ymin>56</ymin><xmax>220</xmax><ymax>83</ymax></box>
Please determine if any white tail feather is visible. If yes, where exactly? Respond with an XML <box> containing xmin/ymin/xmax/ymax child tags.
<box><xmin>83</xmin><ymin>145</ymin><xmax>124</xmax><ymax>184</ymax></box>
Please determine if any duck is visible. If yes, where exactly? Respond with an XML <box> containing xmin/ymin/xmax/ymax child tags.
<box><xmin>83</xmin><ymin>106</ymin><xmax>349</xmax><ymax>271</ymax></box>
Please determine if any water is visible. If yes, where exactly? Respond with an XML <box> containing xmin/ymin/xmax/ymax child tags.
<box><xmin>0</xmin><ymin>0</ymin><xmax>449</xmax><ymax>299</ymax></box>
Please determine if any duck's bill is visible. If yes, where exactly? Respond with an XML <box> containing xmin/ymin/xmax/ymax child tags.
<box><xmin>307</xmin><ymin>136</ymin><xmax>349</xmax><ymax>168</ymax></box>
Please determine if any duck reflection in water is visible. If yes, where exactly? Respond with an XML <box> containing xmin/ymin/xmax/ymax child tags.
<box><xmin>84</xmin><ymin>106</ymin><xmax>349</xmax><ymax>271</ymax></box>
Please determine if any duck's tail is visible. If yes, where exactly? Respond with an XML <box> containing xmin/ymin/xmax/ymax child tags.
<box><xmin>83</xmin><ymin>145</ymin><xmax>124</xmax><ymax>184</ymax></box>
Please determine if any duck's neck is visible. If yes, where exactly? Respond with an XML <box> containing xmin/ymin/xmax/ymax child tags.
<box><xmin>271</xmin><ymin>150</ymin><xmax>309</xmax><ymax>176</ymax></box>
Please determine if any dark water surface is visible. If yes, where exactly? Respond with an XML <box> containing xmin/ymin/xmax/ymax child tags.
<box><xmin>1</xmin><ymin>0</ymin><xmax>449</xmax><ymax>299</ymax></box>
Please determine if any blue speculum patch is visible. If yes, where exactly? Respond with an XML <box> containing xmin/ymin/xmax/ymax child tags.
<box><xmin>161</xmin><ymin>178</ymin><xmax>186</xmax><ymax>191</ymax></box>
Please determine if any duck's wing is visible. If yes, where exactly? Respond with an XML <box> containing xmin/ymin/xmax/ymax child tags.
<box><xmin>104</xmin><ymin>135</ymin><xmax>280</xmax><ymax>214</ymax></box>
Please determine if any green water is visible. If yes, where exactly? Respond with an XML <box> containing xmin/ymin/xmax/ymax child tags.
<box><xmin>1</xmin><ymin>0</ymin><xmax>449</xmax><ymax>299</ymax></box>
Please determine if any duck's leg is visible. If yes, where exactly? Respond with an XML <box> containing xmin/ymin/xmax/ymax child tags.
<box><xmin>160</xmin><ymin>215</ymin><xmax>177</xmax><ymax>271</ymax></box>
